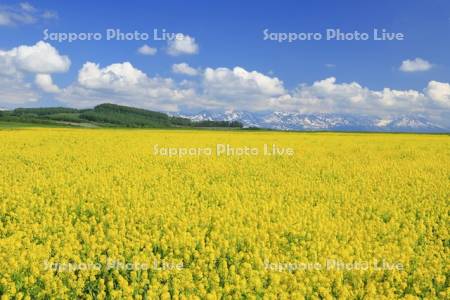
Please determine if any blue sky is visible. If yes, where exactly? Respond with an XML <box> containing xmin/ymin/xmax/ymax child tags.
<box><xmin>0</xmin><ymin>0</ymin><xmax>449</xmax><ymax>125</ymax></box>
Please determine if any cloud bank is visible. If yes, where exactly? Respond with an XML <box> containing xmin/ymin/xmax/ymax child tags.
<box><xmin>0</xmin><ymin>41</ymin><xmax>449</xmax><ymax>127</ymax></box>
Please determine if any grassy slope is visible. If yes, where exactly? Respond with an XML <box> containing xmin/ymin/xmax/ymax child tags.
<box><xmin>0</xmin><ymin>121</ymin><xmax>70</xmax><ymax>128</ymax></box>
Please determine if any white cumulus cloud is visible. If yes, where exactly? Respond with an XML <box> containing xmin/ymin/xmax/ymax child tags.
<box><xmin>203</xmin><ymin>66</ymin><xmax>285</xmax><ymax>97</ymax></box>
<box><xmin>399</xmin><ymin>58</ymin><xmax>433</xmax><ymax>72</ymax></box>
<box><xmin>172</xmin><ymin>63</ymin><xmax>198</xmax><ymax>76</ymax></box>
<box><xmin>425</xmin><ymin>81</ymin><xmax>450</xmax><ymax>108</ymax></box>
<box><xmin>77</xmin><ymin>62</ymin><xmax>147</xmax><ymax>89</ymax></box>
<box><xmin>201</xmin><ymin>66</ymin><xmax>287</xmax><ymax>110</ymax></box>
<box><xmin>167</xmin><ymin>34</ymin><xmax>199</xmax><ymax>56</ymax></box>
<box><xmin>58</xmin><ymin>62</ymin><xmax>195</xmax><ymax>111</ymax></box>
<box><xmin>0</xmin><ymin>41</ymin><xmax>69</xmax><ymax>105</ymax></box>
<box><xmin>0</xmin><ymin>41</ymin><xmax>70</xmax><ymax>74</ymax></box>
<box><xmin>137</xmin><ymin>44</ymin><xmax>157</xmax><ymax>56</ymax></box>
<box><xmin>277</xmin><ymin>77</ymin><xmax>432</xmax><ymax>115</ymax></box>
<box><xmin>35</xmin><ymin>74</ymin><xmax>60</xmax><ymax>93</ymax></box>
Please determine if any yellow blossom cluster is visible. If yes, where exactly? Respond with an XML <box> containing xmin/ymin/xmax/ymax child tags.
<box><xmin>0</xmin><ymin>129</ymin><xmax>448</xmax><ymax>299</ymax></box>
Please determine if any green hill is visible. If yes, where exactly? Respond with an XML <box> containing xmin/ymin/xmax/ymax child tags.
<box><xmin>0</xmin><ymin>103</ymin><xmax>243</xmax><ymax>129</ymax></box>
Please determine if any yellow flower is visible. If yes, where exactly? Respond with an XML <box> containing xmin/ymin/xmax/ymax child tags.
<box><xmin>0</xmin><ymin>129</ymin><xmax>447</xmax><ymax>298</ymax></box>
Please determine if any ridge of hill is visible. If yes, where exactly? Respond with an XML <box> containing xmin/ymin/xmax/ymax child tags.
<box><xmin>0</xmin><ymin>103</ymin><xmax>243</xmax><ymax>129</ymax></box>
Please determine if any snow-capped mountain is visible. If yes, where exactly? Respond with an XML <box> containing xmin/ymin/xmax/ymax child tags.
<box><xmin>174</xmin><ymin>111</ymin><xmax>449</xmax><ymax>132</ymax></box>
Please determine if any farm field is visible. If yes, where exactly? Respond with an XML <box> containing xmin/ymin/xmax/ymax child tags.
<box><xmin>0</xmin><ymin>128</ymin><xmax>449</xmax><ymax>299</ymax></box>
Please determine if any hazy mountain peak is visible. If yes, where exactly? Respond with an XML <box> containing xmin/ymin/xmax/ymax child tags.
<box><xmin>175</xmin><ymin>110</ymin><xmax>448</xmax><ymax>132</ymax></box>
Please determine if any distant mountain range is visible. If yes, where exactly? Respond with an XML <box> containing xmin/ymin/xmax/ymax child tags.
<box><xmin>174</xmin><ymin>111</ymin><xmax>449</xmax><ymax>133</ymax></box>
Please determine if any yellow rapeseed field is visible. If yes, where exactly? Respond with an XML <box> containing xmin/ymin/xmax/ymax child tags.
<box><xmin>0</xmin><ymin>128</ymin><xmax>449</xmax><ymax>299</ymax></box>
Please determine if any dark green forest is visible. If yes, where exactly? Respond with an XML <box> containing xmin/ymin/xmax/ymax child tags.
<box><xmin>0</xmin><ymin>103</ymin><xmax>243</xmax><ymax>129</ymax></box>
